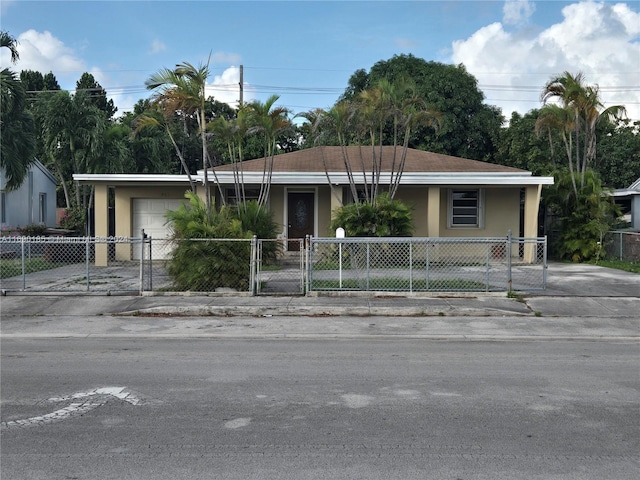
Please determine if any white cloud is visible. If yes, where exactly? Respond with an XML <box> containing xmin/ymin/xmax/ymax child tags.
<box><xmin>452</xmin><ymin>1</ymin><xmax>640</xmax><ymax>121</ymax></box>
<box><xmin>0</xmin><ymin>29</ymin><xmax>124</xmax><ymax>115</ymax></box>
<box><xmin>503</xmin><ymin>0</ymin><xmax>536</xmax><ymax>26</ymax></box>
<box><xmin>149</xmin><ymin>39</ymin><xmax>167</xmax><ymax>55</ymax></box>
<box><xmin>206</xmin><ymin>66</ymin><xmax>253</xmax><ymax>108</ymax></box>
<box><xmin>0</xmin><ymin>29</ymin><xmax>86</xmax><ymax>80</ymax></box>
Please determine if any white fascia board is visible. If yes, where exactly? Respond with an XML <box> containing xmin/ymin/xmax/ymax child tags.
<box><xmin>613</xmin><ymin>189</ymin><xmax>640</xmax><ymax>197</ymax></box>
<box><xmin>73</xmin><ymin>174</ymin><xmax>194</xmax><ymax>184</ymax></box>
<box><xmin>201</xmin><ymin>171</ymin><xmax>555</xmax><ymax>186</ymax></box>
<box><xmin>396</xmin><ymin>173</ymin><xmax>555</xmax><ymax>185</ymax></box>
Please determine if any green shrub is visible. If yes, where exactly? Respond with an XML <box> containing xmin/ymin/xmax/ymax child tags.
<box><xmin>329</xmin><ymin>193</ymin><xmax>413</xmax><ymax>237</ymax></box>
<box><xmin>545</xmin><ymin>169</ymin><xmax>620</xmax><ymax>262</ymax></box>
<box><xmin>59</xmin><ymin>207</ymin><xmax>86</xmax><ymax>234</ymax></box>
<box><xmin>18</xmin><ymin>224</ymin><xmax>47</xmax><ymax>237</ymax></box>
<box><xmin>233</xmin><ymin>200</ymin><xmax>282</xmax><ymax>264</ymax></box>
<box><xmin>165</xmin><ymin>192</ymin><xmax>252</xmax><ymax>291</ymax></box>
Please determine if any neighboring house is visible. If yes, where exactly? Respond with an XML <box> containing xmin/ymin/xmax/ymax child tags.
<box><xmin>74</xmin><ymin>146</ymin><xmax>554</xmax><ymax>265</ymax></box>
<box><xmin>613</xmin><ymin>177</ymin><xmax>640</xmax><ymax>230</ymax></box>
<box><xmin>1</xmin><ymin>159</ymin><xmax>58</xmax><ymax>230</ymax></box>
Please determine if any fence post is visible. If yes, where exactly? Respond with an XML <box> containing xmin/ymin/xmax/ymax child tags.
<box><xmin>148</xmin><ymin>235</ymin><xmax>153</xmax><ymax>292</ymax></box>
<box><xmin>21</xmin><ymin>236</ymin><xmax>26</xmax><ymax>291</ymax></box>
<box><xmin>506</xmin><ymin>230</ymin><xmax>513</xmax><ymax>292</ymax></box>
<box><xmin>409</xmin><ymin>241</ymin><xmax>413</xmax><ymax>293</ymax></box>
<box><xmin>250</xmin><ymin>235</ymin><xmax>257</xmax><ymax>296</ymax></box>
<box><xmin>426</xmin><ymin>242</ymin><xmax>430</xmax><ymax>290</ymax></box>
<box><xmin>485</xmin><ymin>242</ymin><xmax>490</xmax><ymax>293</ymax></box>
<box><xmin>139</xmin><ymin>229</ymin><xmax>145</xmax><ymax>295</ymax></box>
<box><xmin>85</xmin><ymin>236</ymin><xmax>90</xmax><ymax>291</ymax></box>
<box><xmin>619</xmin><ymin>232</ymin><xmax>623</xmax><ymax>260</ymax></box>
<box><xmin>305</xmin><ymin>235</ymin><xmax>310</xmax><ymax>295</ymax></box>
<box><xmin>366</xmin><ymin>240</ymin><xmax>371</xmax><ymax>290</ymax></box>
<box><xmin>543</xmin><ymin>236</ymin><xmax>548</xmax><ymax>290</ymax></box>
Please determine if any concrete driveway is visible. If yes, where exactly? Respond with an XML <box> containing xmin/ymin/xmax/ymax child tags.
<box><xmin>536</xmin><ymin>262</ymin><xmax>640</xmax><ymax>297</ymax></box>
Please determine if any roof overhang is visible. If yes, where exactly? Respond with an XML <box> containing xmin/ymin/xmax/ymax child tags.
<box><xmin>74</xmin><ymin>172</ymin><xmax>554</xmax><ymax>187</ymax></box>
<box><xmin>196</xmin><ymin>171</ymin><xmax>555</xmax><ymax>186</ymax></box>
<box><xmin>73</xmin><ymin>174</ymin><xmax>193</xmax><ymax>185</ymax></box>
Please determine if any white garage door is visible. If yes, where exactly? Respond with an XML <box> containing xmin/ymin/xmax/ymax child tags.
<box><xmin>132</xmin><ymin>198</ymin><xmax>183</xmax><ymax>259</ymax></box>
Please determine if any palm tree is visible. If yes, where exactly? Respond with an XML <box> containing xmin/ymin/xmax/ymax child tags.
<box><xmin>146</xmin><ymin>61</ymin><xmax>223</xmax><ymax>215</ymax></box>
<box><xmin>0</xmin><ymin>31</ymin><xmax>19</xmax><ymax>62</ymax></box>
<box><xmin>303</xmin><ymin>102</ymin><xmax>361</xmax><ymax>206</ymax></box>
<box><xmin>304</xmin><ymin>78</ymin><xmax>441</xmax><ymax>204</ymax></box>
<box><xmin>538</xmin><ymin>71</ymin><xmax>626</xmax><ymax>197</ymax></box>
<box><xmin>0</xmin><ymin>31</ymin><xmax>36</xmax><ymax>190</ymax></box>
<box><xmin>42</xmin><ymin>90</ymin><xmax>106</xmax><ymax>208</ymax></box>
<box><xmin>132</xmin><ymin>105</ymin><xmax>196</xmax><ymax>191</ymax></box>
<box><xmin>245</xmin><ymin>95</ymin><xmax>292</xmax><ymax>208</ymax></box>
<box><xmin>208</xmin><ymin>108</ymin><xmax>250</xmax><ymax>213</ymax></box>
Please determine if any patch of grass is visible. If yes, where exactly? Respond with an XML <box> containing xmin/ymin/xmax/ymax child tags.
<box><xmin>590</xmin><ymin>259</ymin><xmax>640</xmax><ymax>274</ymax></box>
<box><xmin>507</xmin><ymin>290</ymin><xmax>526</xmax><ymax>303</ymax></box>
<box><xmin>311</xmin><ymin>278</ymin><xmax>488</xmax><ymax>291</ymax></box>
<box><xmin>0</xmin><ymin>257</ymin><xmax>64</xmax><ymax>279</ymax></box>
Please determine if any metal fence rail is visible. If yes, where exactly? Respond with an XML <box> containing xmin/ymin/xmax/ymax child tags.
<box><xmin>1</xmin><ymin>234</ymin><xmax>547</xmax><ymax>294</ymax></box>
<box><xmin>605</xmin><ymin>231</ymin><xmax>640</xmax><ymax>262</ymax></box>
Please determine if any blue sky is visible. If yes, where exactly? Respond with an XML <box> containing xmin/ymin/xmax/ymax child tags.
<box><xmin>1</xmin><ymin>0</ymin><xmax>639</xmax><ymax>121</ymax></box>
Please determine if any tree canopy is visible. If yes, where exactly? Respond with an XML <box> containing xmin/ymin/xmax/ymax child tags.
<box><xmin>340</xmin><ymin>54</ymin><xmax>504</xmax><ymax>161</ymax></box>
<box><xmin>1</xmin><ymin>31</ymin><xmax>36</xmax><ymax>190</ymax></box>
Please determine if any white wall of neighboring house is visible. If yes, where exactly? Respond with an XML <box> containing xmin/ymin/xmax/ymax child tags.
<box><xmin>613</xmin><ymin>178</ymin><xmax>640</xmax><ymax>231</ymax></box>
<box><xmin>0</xmin><ymin>160</ymin><xmax>58</xmax><ymax>230</ymax></box>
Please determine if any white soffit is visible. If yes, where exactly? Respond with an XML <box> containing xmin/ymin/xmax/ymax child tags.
<box><xmin>198</xmin><ymin>171</ymin><xmax>555</xmax><ymax>186</ymax></box>
<box><xmin>74</xmin><ymin>172</ymin><xmax>554</xmax><ymax>186</ymax></box>
<box><xmin>73</xmin><ymin>174</ymin><xmax>192</xmax><ymax>183</ymax></box>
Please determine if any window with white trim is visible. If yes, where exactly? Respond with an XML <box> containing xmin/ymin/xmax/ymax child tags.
<box><xmin>448</xmin><ymin>189</ymin><xmax>483</xmax><ymax>228</ymax></box>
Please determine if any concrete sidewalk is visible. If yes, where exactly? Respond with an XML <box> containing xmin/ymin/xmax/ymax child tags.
<box><xmin>1</xmin><ymin>262</ymin><xmax>638</xmax><ymax>340</ymax></box>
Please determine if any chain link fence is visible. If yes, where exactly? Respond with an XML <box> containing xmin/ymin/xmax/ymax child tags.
<box><xmin>2</xmin><ymin>234</ymin><xmax>546</xmax><ymax>294</ymax></box>
<box><xmin>604</xmin><ymin>231</ymin><xmax>640</xmax><ymax>262</ymax></box>
<box><xmin>140</xmin><ymin>237</ymin><xmax>255</xmax><ymax>293</ymax></box>
<box><xmin>0</xmin><ymin>236</ymin><xmax>143</xmax><ymax>293</ymax></box>
<box><xmin>308</xmin><ymin>235</ymin><xmax>546</xmax><ymax>293</ymax></box>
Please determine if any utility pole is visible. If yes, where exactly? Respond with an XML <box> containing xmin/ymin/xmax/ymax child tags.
<box><xmin>239</xmin><ymin>64</ymin><xmax>243</xmax><ymax>106</ymax></box>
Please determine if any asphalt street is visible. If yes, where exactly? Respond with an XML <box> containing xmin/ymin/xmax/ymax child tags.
<box><xmin>1</xmin><ymin>261</ymin><xmax>639</xmax><ymax>479</ymax></box>
<box><xmin>2</xmin><ymin>338</ymin><xmax>638</xmax><ymax>480</ymax></box>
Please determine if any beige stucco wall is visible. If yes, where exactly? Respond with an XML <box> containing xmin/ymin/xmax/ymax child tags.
<box><xmin>96</xmin><ymin>181</ymin><xmax>536</xmax><ymax>264</ymax></box>
<box><xmin>301</xmin><ymin>185</ymin><xmax>521</xmax><ymax>239</ymax></box>
<box><xmin>438</xmin><ymin>187</ymin><xmax>520</xmax><ymax>238</ymax></box>
<box><xmin>269</xmin><ymin>186</ymin><xmax>286</xmax><ymax>236</ymax></box>
<box><xmin>395</xmin><ymin>187</ymin><xmax>429</xmax><ymax>236</ymax></box>
<box><xmin>317</xmin><ymin>186</ymin><xmax>334</xmax><ymax>236</ymax></box>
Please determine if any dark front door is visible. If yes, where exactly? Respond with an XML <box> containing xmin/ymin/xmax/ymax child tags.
<box><xmin>287</xmin><ymin>192</ymin><xmax>314</xmax><ymax>251</ymax></box>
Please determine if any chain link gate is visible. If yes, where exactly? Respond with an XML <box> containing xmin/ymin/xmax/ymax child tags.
<box><xmin>255</xmin><ymin>238</ymin><xmax>305</xmax><ymax>295</ymax></box>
